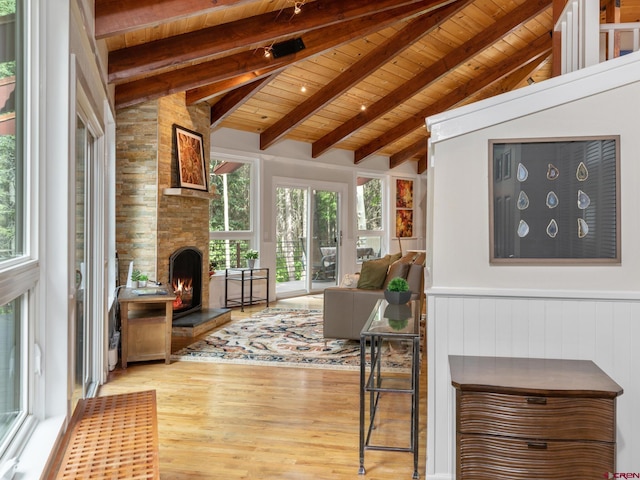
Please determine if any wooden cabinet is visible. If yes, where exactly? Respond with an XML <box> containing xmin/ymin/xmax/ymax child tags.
<box><xmin>119</xmin><ymin>289</ymin><xmax>176</xmax><ymax>368</ymax></box>
<box><xmin>450</xmin><ymin>355</ymin><xmax>623</xmax><ymax>480</ymax></box>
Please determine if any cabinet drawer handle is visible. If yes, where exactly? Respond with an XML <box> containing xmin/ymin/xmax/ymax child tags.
<box><xmin>526</xmin><ymin>397</ymin><xmax>547</xmax><ymax>405</ymax></box>
<box><xmin>527</xmin><ymin>442</ymin><xmax>548</xmax><ymax>449</ymax></box>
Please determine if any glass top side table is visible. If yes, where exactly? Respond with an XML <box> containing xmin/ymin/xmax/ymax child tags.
<box><xmin>359</xmin><ymin>298</ymin><xmax>421</xmax><ymax>479</ymax></box>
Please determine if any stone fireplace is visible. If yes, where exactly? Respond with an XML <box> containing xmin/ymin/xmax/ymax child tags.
<box><xmin>115</xmin><ymin>92</ymin><xmax>211</xmax><ymax>312</ymax></box>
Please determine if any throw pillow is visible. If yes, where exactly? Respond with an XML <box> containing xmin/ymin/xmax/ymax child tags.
<box><xmin>413</xmin><ymin>251</ymin><xmax>426</xmax><ymax>266</ymax></box>
<box><xmin>387</xmin><ymin>252</ymin><xmax>402</xmax><ymax>263</ymax></box>
<box><xmin>357</xmin><ymin>257</ymin><xmax>390</xmax><ymax>289</ymax></box>
<box><xmin>382</xmin><ymin>259</ymin><xmax>411</xmax><ymax>290</ymax></box>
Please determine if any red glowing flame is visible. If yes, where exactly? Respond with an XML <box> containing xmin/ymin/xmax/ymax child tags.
<box><xmin>172</xmin><ymin>277</ymin><xmax>193</xmax><ymax>309</ymax></box>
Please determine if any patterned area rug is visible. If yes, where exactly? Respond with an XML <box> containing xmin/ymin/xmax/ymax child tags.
<box><xmin>171</xmin><ymin>307</ymin><xmax>413</xmax><ymax>371</ymax></box>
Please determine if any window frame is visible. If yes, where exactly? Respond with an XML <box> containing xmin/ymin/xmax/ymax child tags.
<box><xmin>0</xmin><ymin>0</ymin><xmax>40</xmax><ymax>462</ymax></box>
<box><xmin>355</xmin><ymin>173</ymin><xmax>386</xmax><ymax>261</ymax></box>
<box><xmin>209</xmin><ymin>153</ymin><xmax>260</xmax><ymax>269</ymax></box>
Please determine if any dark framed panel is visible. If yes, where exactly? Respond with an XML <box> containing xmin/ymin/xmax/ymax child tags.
<box><xmin>489</xmin><ymin>136</ymin><xmax>620</xmax><ymax>264</ymax></box>
<box><xmin>173</xmin><ymin>124</ymin><xmax>208</xmax><ymax>191</ymax></box>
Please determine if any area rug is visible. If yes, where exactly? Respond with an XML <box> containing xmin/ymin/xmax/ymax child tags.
<box><xmin>171</xmin><ymin>307</ymin><xmax>413</xmax><ymax>371</ymax></box>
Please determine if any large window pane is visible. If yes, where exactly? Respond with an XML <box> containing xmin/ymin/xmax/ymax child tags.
<box><xmin>356</xmin><ymin>177</ymin><xmax>383</xmax><ymax>261</ymax></box>
<box><xmin>0</xmin><ymin>296</ymin><xmax>22</xmax><ymax>446</ymax></box>
<box><xmin>209</xmin><ymin>160</ymin><xmax>251</xmax><ymax>232</ymax></box>
<box><xmin>356</xmin><ymin>177</ymin><xmax>382</xmax><ymax>231</ymax></box>
<box><xmin>209</xmin><ymin>239</ymin><xmax>250</xmax><ymax>270</ymax></box>
<box><xmin>0</xmin><ymin>1</ymin><xmax>21</xmax><ymax>263</ymax></box>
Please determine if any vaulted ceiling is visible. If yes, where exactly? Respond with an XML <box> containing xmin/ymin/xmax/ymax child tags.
<box><xmin>97</xmin><ymin>0</ymin><xmax>640</xmax><ymax>173</ymax></box>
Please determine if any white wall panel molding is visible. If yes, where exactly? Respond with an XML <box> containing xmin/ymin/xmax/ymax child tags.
<box><xmin>426</xmin><ymin>294</ymin><xmax>640</xmax><ymax>479</ymax></box>
<box><xmin>427</xmin><ymin>286</ymin><xmax>640</xmax><ymax>301</ymax></box>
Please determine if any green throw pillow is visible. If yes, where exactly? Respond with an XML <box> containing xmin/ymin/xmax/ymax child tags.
<box><xmin>357</xmin><ymin>257</ymin><xmax>390</xmax><ymax>289</ymax></box>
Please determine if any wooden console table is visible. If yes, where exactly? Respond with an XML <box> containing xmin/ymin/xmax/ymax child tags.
<box><xmin>119</xmin><ymin>288</ymin><xmax>175</xmax><ymax>368</ymax></box>
<box><xmin>450</xmin><ymin>355</ymin><xmax>623</xmax><ymax>480</ymax></box>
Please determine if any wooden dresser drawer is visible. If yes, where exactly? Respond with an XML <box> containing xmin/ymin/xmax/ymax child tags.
<box><xmin>457</xmin><ymin>391</ymin><xmax>615</xmax><ymax>442</ymax></box>
<box><xmin>458</xmin><ymin>434</ymin><xmax>615</xmax><ymax>480</ymax></box>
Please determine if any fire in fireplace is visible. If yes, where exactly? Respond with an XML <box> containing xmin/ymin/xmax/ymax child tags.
<box><xmin>169</xmin><ymin>246</ymin><xmax>202</xmax><ymax>319</ymax></box>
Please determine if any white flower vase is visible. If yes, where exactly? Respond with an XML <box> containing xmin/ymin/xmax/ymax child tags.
<box><xmin>247</xmin><ymin>259</ymin><xmax>256</xmax><ymax>269</ymax></box>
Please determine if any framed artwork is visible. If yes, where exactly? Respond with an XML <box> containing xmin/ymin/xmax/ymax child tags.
<box><xmin>396</xmin><ymin>178</ymin><xmax>414</xmax><ymax>208</ymax></box>
<box><xmin>395</xmin><ymin>178</ymin><xmax>414</xmax><ymax>237</ymax></box>
<box><xmin>396</xmin><ymin>209</ymin><xmax>413</xmax><ymax>238</ymax></box>
<box><xmin>489</xmin><ymin>136</ymin><xmax>620</xmax><ymax>264</ymax></box>
<box><xmin>174</xmin><ymin>124</ymin><xmax>208</xmax><ymax>191</ymax></box>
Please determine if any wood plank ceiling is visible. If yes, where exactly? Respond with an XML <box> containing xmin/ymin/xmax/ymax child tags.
<box><xmin>97</xmin><ymin>0</ymin><xmax>639</xmax><ymax>172</ymax></box>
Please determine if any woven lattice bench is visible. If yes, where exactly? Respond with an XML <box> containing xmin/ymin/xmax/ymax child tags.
<box><xmin>45</xmin><ymin>390</ymin><xmax>159</xmax><ymax>479</ymax></box>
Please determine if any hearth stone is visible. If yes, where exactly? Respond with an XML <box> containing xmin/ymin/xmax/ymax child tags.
<box><xmin>172</xmin><ymin>308</ymin><xmax>231</xmax><ymax>337</ymax></box>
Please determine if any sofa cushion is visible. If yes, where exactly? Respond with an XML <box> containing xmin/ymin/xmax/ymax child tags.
<box><xmin>382</xmin><ymin>259</ymin><xmax>411</xmax><ymax>290</ymax></box>
<box><xmin>357</xmin><ymin>257</ymin><xmax>390</xmax><ymax>289</ymax></box>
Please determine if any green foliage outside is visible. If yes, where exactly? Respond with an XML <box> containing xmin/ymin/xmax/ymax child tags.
<box><xmin>209</xmin><ymin>161</ymin><xmax>251</xmax><ymax>232</ymax></box>
<box><xmin>0</xmin><ymin>135</ymin><xmax>16</xmax><ymax>260</ymax></box>
<box><xmin>0</xmin><ymin>1</ymin><xmax>16</xmax><ymax>89</ymax></box>
<box><xmin>361</xmin><ymin>178</ymin><xmax>382</xmax><ymax>230</ymax></box>
<box><xmin>0</xmin><ymin>0</ymin><xmax>16</xmax><ymax>14</ymax></box>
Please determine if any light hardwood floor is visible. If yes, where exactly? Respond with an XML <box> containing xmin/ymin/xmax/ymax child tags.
<box><xmin>99</xmin><ymin>295</ymin><xmax>427</xmax><ymax>479</ymax></box>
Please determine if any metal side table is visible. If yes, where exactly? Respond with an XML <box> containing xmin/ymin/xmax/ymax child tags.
<box><xmin>359</xmin><ymin>298</ymin><xmax>421</xmax><ymax>479</ymax></box>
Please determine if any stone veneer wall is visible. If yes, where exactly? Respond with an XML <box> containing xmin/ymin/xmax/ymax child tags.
<box><xmin>116</xmin><ymin>92</ymin><xmax>210</xmax><ymax>308</ymax></box>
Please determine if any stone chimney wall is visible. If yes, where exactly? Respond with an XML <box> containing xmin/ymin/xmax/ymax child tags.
<box><xmin>115</xmin><ymin>92</ymin><xmax>210</xmax><ymax>308</ymax></box>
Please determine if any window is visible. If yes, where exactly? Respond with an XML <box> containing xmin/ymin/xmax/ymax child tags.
<box><xmin>356</xmin><ymin>176</ymin><xmax>383</xmax><ymax>261</ymax></box>
<box><xmin>209</xmin><ymin>158</ymin><xmax>255</xmax><ymax>269</ymax></box>
<box><xmin>0</xmin><ymin>0</ymin><xmax>34</xmax><ymax>455</ymax></box>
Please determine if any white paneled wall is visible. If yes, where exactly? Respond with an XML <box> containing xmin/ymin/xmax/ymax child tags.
<box><xmin>426</xmin><ymin>292</ymin><xmax>640</xmax><ymax>479</ymax></box>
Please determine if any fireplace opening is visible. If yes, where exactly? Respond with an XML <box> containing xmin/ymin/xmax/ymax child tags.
<box><xmin>169</xmin><ymin>246</ymin><xmax>203</xmax><ymax>319</ymax></box>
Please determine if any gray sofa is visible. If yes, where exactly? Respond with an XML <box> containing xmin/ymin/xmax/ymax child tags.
<box><xmin>323</xmin><ymin>261</ymin><xmax>424</xmax><ymax>340</ymax></box>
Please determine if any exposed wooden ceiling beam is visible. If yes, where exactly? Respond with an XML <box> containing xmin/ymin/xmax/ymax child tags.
<box><xmin>114</xmin><ymin>1</ymin><xmax>440</xmax><ymax>109</ymax></box>
<box><xmin>108</xmin><ymin>0</ymin><xmax>441</xmax><ymax>84</ymax></box>
<box><xmin>95</xmin><ymin>0</ymin><xmax>254</xmax><ymax>39</ymax></box>
<box><xmin>210</xmin><ymin>74</ymin><xmax>278</xmax><ymax>128</ymax></box>
<box><xmin>389</xmin><ymin>51</ymin><xmax>551</xmax><ymax>169</ymax></box>
<box><xmin>186</xmin><ymin>67</ymin><xmax>282</xmax><ymax>105</ymax></box>
<box><xmin>355</xmin><ymin>34</ymin><xmax>552</xmax><ymax>163</ymax></box>
<box><xmin>390</xmin><ymin>138</ymin><xmax>428</xmax><ymax>169</ymax></box>
<box><xmin>311</xmin><ymin>0</ymin><xmax>552</xmax><ymax>158</ymax></box>
<box><xmin>259</xmin><ymin>0</ymin><xmax>472</xmax><ymax>150</ymax></box>
<box><xmin>416</xmin><ymin>150</ymin><xmax>428</xmax><ymax>174</ymax></box>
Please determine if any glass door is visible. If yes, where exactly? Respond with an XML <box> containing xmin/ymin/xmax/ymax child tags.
<box><xmin>310</xmin><ymin>189</ymin><xmax>339</xmax><ymax>291</ymax></box>
<box><xmin>275</xmin><ymin>184</ymin><xmax>341</xmax><ymax>297</ymax></box>
<box><xmin>72</xmin><ymin>115</ymin><xmax>97</xmax><ymax>407</ymax></box>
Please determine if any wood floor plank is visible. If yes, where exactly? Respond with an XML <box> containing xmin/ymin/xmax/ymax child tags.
<box><xmin>100</xmin><ymin>296</ymin><xmax>427</xmax><ymax>479</ymax></box>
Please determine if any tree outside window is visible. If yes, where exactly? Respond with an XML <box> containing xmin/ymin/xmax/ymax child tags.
<box><xmin>209</xmin><ymin>159</ymin><xmax>253</xmax><ymax>269</ymax></box>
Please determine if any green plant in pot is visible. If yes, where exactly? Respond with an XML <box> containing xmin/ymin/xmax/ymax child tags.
<box><xmin>384</xmin><ymin>277</ymin><xmax>412</xmax><ymax>305</ymax></box>
<box><xmin>245</xmin><ymin>249</ymin><xmax>259</xmax><ymax>269</ymax></box>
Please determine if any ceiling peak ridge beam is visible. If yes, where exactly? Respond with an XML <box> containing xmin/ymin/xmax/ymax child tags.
<box><xmin>311</xmin><ymin>0</ymin><xmax>552</xmax><ymax>158</ymax></box>
<box><xmin>388</xmin><ymin>50</ymin><xmax>551</xmax><ymax>169</ymax></box>
<box><xmin>95</xmin><ymin>0</ymin><xmax>254</xmax><ymax>39</ymax></box>
<box><xmin>185</xmin><ymin>0</ymin><xmax>451</xmax><ymax>104</ymax></box>
<box><xmin>108</xmin><ymin>0</ymin><xmax>436</xmax><ymax>84</ymax></box>
<box><xmin>114</xmin><ymin>1</ymin><xmax>440</xmax><ymax>109</ymax></box>
<box><xmin>357</xmin><ymin>35</ymin><xmax>552</xmax><ymax>164</ymax></box>
<box><xmin>259</xmin><ymin>0</ymin><xmax>469</xmax><ymax>151</ymax></box>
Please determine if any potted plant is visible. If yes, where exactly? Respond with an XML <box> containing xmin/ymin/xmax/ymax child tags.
<box><xmin>245</xmin><ymin>249</ymin><xmax>259</xmax><ymax>269</ymax></box>
<box><xmin>384</xmin><ymin>277</ymin><xmax>412</xmax><ymax>305</ymax></box>
<box><xmin>130</xmin><ymin>269</ymin><xmax>141</xmax><ymax>288</ymax></box>
<box><xmin>138</xmin><ymin>273</ymin><xmax>148</xmax><ymax>287</ymax></box>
